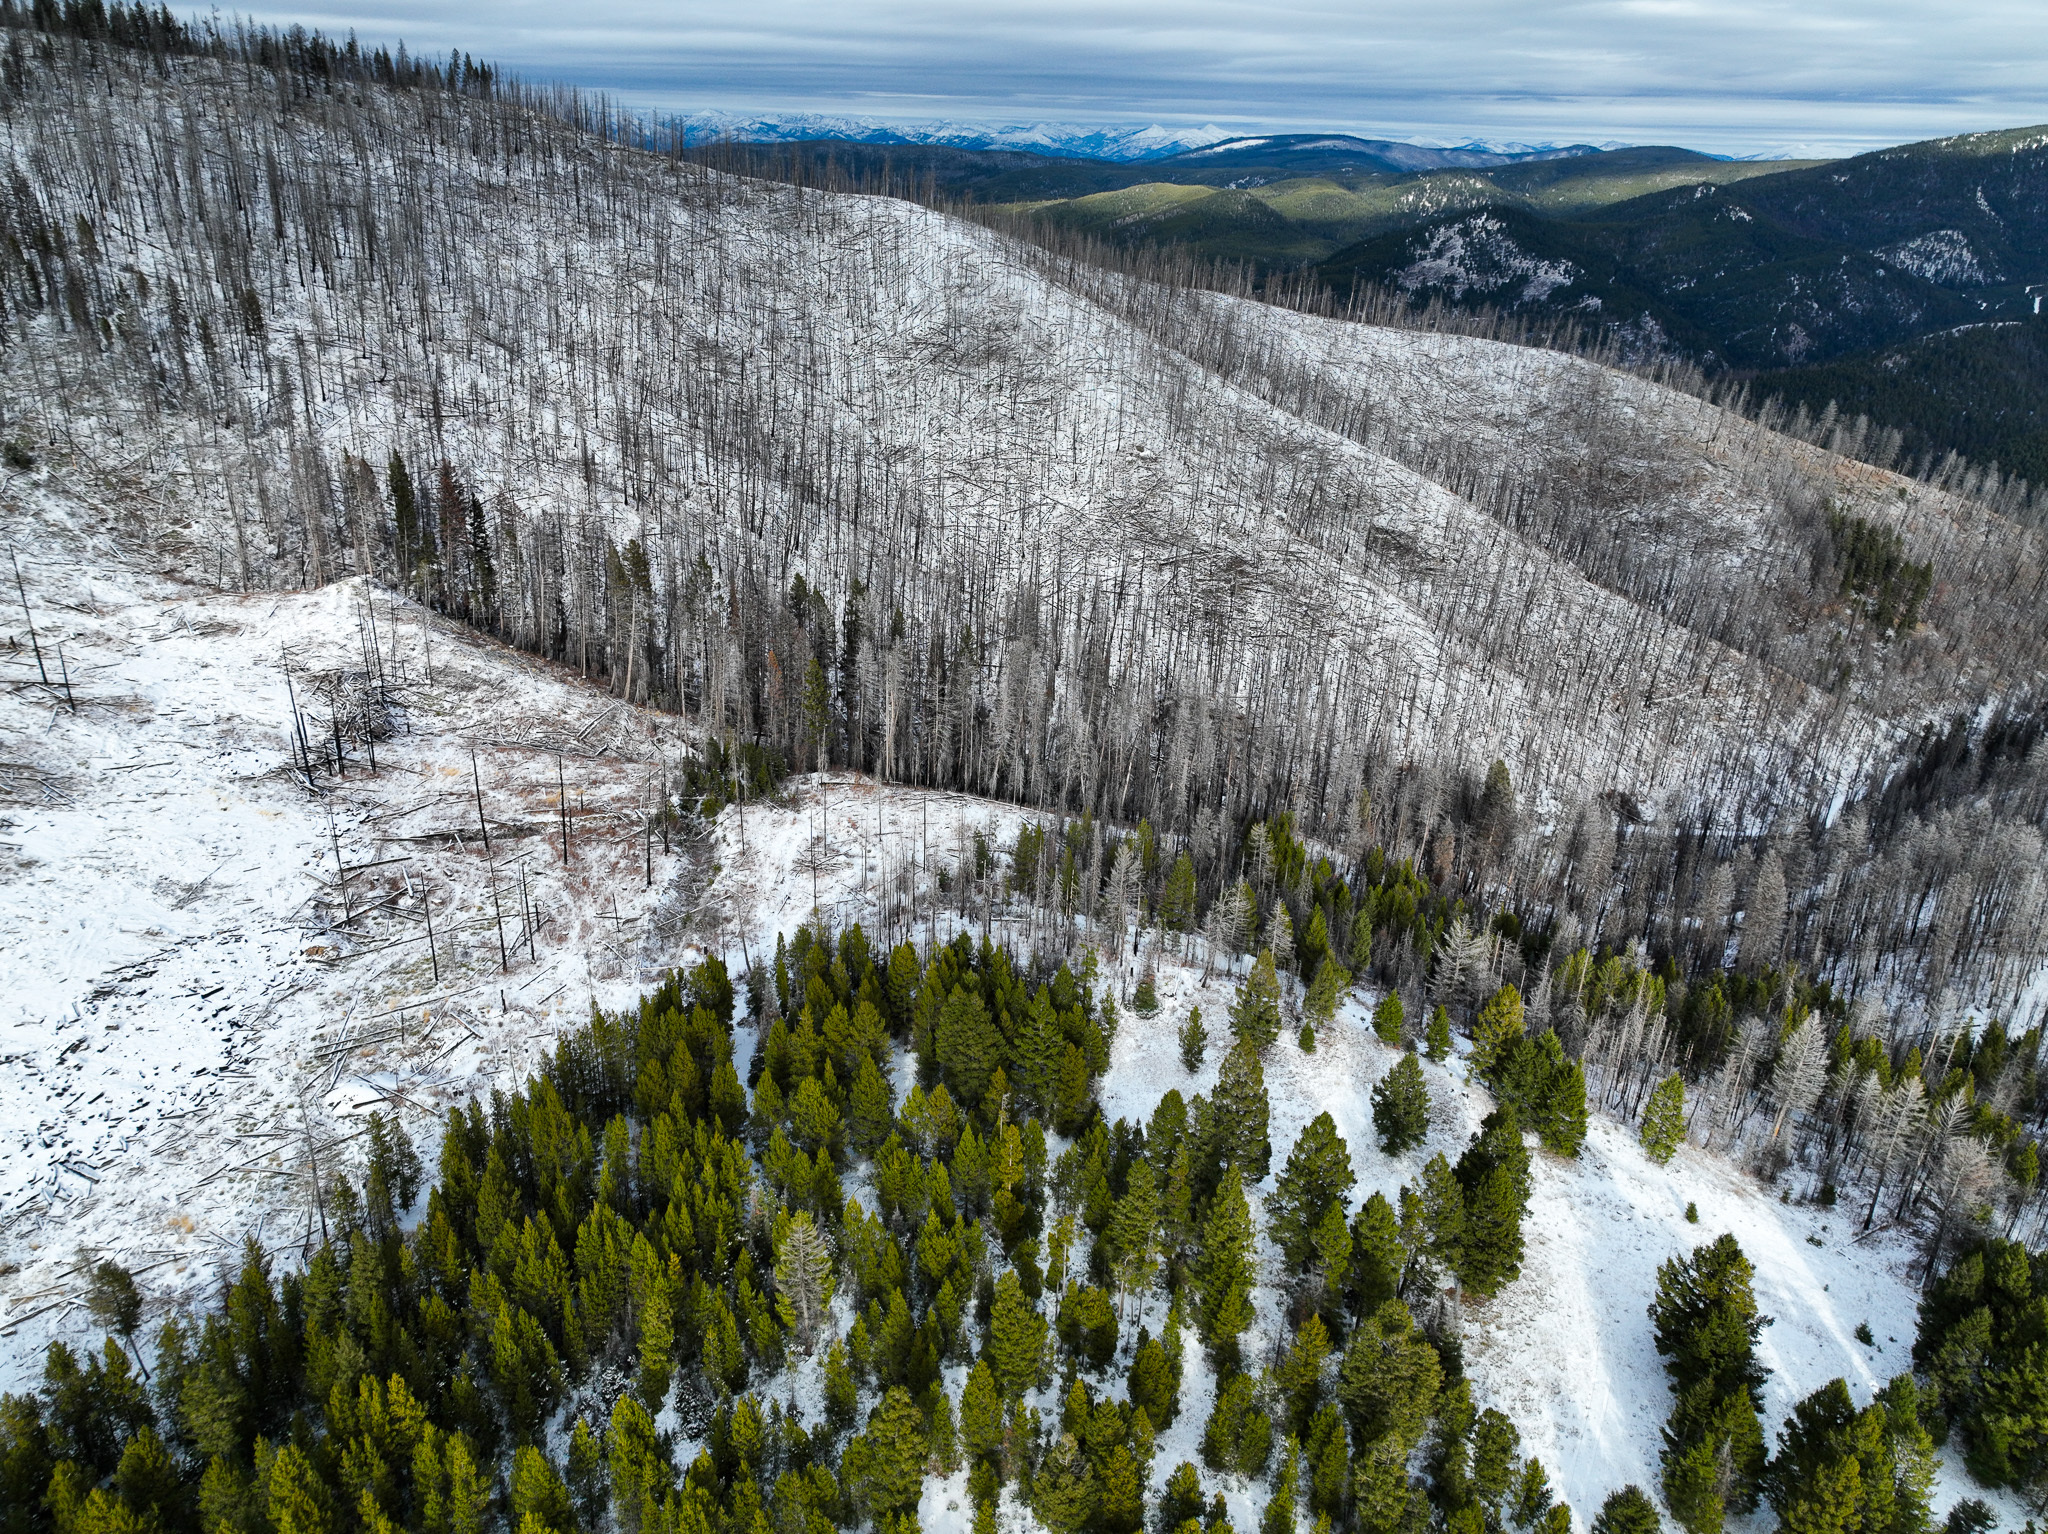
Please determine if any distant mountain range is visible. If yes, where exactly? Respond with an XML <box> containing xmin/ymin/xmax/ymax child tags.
<box><xmin>667</xmin><ymin>111</ymin><xmax>1622</xmax><ymax>167</ymax></box>
<box><xmin>685</xmin><ymin>116</ymin><xmax>2048</xmax><ymax>482</ymax></box>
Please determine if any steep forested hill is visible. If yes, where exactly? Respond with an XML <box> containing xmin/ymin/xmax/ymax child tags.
<box><xmin>4</xmin><ymin>14</ymin><xmax>2048</xmax><ymax>1534</ymax></box>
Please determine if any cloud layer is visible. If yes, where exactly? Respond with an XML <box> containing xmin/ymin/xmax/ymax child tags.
<box><xmin>249</xmin><ymin>1</ymin><xmax>2048</xmax><ymax>155</ymax></box>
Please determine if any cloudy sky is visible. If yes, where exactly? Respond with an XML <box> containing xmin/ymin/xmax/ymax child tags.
<box><xmin>243</xmin><ymin>1</ymin><xmax>2048</xmax><ymax>156</ymax></box>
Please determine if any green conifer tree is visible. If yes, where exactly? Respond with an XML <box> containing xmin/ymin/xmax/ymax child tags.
<box><xmin>1471</xmin><ymin>985</ymin><xmax>1526</xmax><ymax>1083</ymax></box>
<box><xmin>1452</xmin><ymin>1107</ymin><xmax>1532</xmax><ymax>1298</ymax></box>
<box><xmin>960</xmin><ymin>1360</ymin><xmax>1003</xmax><ymax>1461</ymax></box>
<box><xmin>1592</xmin><ymin>1487</ymin><xmax>1662</xmax><ymax>1534</ymax></box>
<box><xmin>1350</xmin><ymin>913</ymin><xmax>1375</xmax><ymax>977</ymax></box>
<box><xmin>1267</xmin><ymin>1113</ymin><xmax>1358</xmax><ymax>1269</ymax></box>
<box><xmin>1372</xmin><ymin>991</ymin><xmax>1405</xmax><ymax>1046</ymax></box>
<box><xmin>1107</xmin><ymin>1159</ymin><xmax>1162</xmax><ymax>1308</ymax></box>
<box><xmin>937</xmin><ymin>986</ymin><xmax>1004</xmax><ymax>1110</ymax></box>
<box><xmin>1335</xmin><ymin>1299</ymin><xmax>1443</xmax><ymax>1456</ymax></box>
<box><xmin>1161</xmin><ymin>853</ymin><xmax>1199</xmax><ymax>938</ymax></box>
<box><xmin>1128</xmin><ymin>1331</ymin><xmax>1179</xmax><ymax>1428</ymax></box>
<box><xmin>1346</xmin><ymin>1191</ymin><xmax>1405</xmax><ymax>1316</ymax></box>
<box><xmin>1640</xmin><ymin>1074</ymin><xmax>1687</xmax><ymax>1166</ymax></box>
<box><xmin>1372</xmin><ymin>1051</ymin><xmax>1432</xmax><ymax>1154</ymax></box>
<box><xmin>1209</xmin><ymin>1036</ymin><xmax>1272</xmax><ymax>1179</ymax></box>
<box><xmin>1232</xmin><ymin>950</ymin><xmax>1284</xmax><ymax>1052</ymax></box>
<box><xmin>861</xmin><ymin>1387</ymin><xmax>928</xmax><ymax>1525</ymax></box>
<box><xmin>1196</xmin><ymin>1167</ymin><xmax>1257</xmax><ymax>1347</ymax></box>
<box><xmin>1180</xmin><ymin>1008</ymin><xmax>1208</xmax><ymax>1072</ymax></box>
<box><xmin>1305</xmin><ymin>959</ymin><xmax>1348</xmax><ymax>1035</ymax></box>
<box><xmin>1263</xmin><ymin>1437</ymin><xmax>1301</xmax><ymax>1534</ymax></box>
<box><xmin>848</xmin><ymin>1053</ymin><xmax>896</xmax><ymax>1155</ymax></box>
<box><xmin>986</xmin><ymin>1270</ymin><xmax>1048</xmax><ymax>1397</ymax></box>
<box><xmin>1426</xmin><ymin>1005</ymin><xmax>1453</xmax><ymax>1062</ymax></box>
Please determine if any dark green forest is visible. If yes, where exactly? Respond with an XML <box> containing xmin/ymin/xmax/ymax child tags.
<box><xmin>6</xmin><ymin>924</ymin><xmax>2045</xmax><ymax>1534</ymax></box>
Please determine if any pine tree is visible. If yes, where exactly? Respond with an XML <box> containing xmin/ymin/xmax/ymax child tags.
<box><xmin>1497</xmin><ymin>1031</ymin><xmax>1587</xmax><ymax>1157</ymax></box>
<box><xmin>1035</xmin><ymin>1432</ymin><xmax>1099</xmax><ymax>1534</ymax></box>
<box><xmin>1275</xmin><ymin>1316</ymin><xmax>1334</xmax><ymax>1435</ymax></box>
<box><xmin>1012</xmin><ymin>986</ymin><xmax>1065</xmax><ymax>1112</ymax></box>
<box><xmin>1372</xmin><ymin>1051</ymin><xmax>1432</xmax><ymax>1154</ymax></box>
<box><xmin>1425</xmin><ymin>1006</ymin><xmax>1452</xmax><ymax>1062</ymax></box>
<box><xmin>1534</xmin><ymin>1039</ymin><xmax>1589</xmax><ymax>1158</ymax></box>
<box><xmin>1335</xmin><ymin>1299</ymin><xmax>1443</xmax><ymax>1456</ymax></box>
<box><xmin>986</xmin><ymin>1270</ymin><xmax>1048</xmax><ymax>1397</ymax></box>
<box><xmin>1471</xmin><ymin>985</ymin><xmax>1526</xmax><ymax>1083</ymax></box>
<box><xmin>1159</xmin><ymin>1462</ymin><xmax>1205</xmax><ymax>1529</ymax></box>
<box><xmin>1210</xmin><ymin>1036</ymin><xmax>1272</xmax><ymax>1179</ymax></box>
<box><xmin>1452</xmin><ymin>1107</ymin><xmax>1532</xmax><ymax>1299</ymax></box>
<box><xmin>1196</xmin><ymin>1166</ymin><xmax>1257</xmax><ymax>1346</ymax></box>
<box><xmin>825</xmin><ymin>1340</ymin><xmax>859</xmax><ymax>1434</ymax></box>
<box><xmin>1372</xmin><ymin>991</ymin><xmax>1405</xmax><ymax>1045</ymax></box>
<box><xmin>1160</xmin><ymin>853</ymin><xmax>1198</xmax><ymax>939</ymax></box>
<box><xmin>1592</xmin><ymin>1487</ymin><xmax>1662</xmax><ymax>1534</ymax></box>
<box><xmin>847</xmin><ymin>1054</ymin><xmax>896</xmax><ymax>1155</ymax></box>
<box><xmin>1640</xmin><ymin>1074</ymin><xmax>1687</xmax><ymax>1166</ymax></box>
<box><xmin>937</xmin><ymin>985</ymin><xmax>1004</xmax><ymax>1110</ymax></box>
<box><xmin>635</xmin><ymin>1280</ymin><xmax>673</xmax><ymax>1410</ymax></box>
<box><xmin>1180</xmin><ymin>1007</ymin><xmax>1208</xmax><ymax>1072</ymax></box>
<box><xmin>884</xmin><ymin>942</ymin><xmax>922</xmax><ymax>1035</ymax></box>
<box><xmin>860</xmin><ymin>1387</ymin><xmax>928</xmax><ymax>1523</ymax></box>
<box><xmin>961</xmin><ymin>1360</ymin><xmax>1003</xmax><ymax>1460</ymax></box>
<box><xmin>1203</xmin><ymin>1372</ymin><xmax>1271</xmax><ymax>1476</ymax></box>
<box><xmin>1350</xmin><ymin>915</ymin><xmax>1375</xmax><ymax>976</ymax></box>
<box><xmin>1412</xmin><ymin>1154</ymin><xmax>1466</xmax><ymax>1287</ymax></box>
<box><xmin>1098</xmin><ymin>1443</ymin><xmax>1145</xmax><ymax>1534</ymax></box>
<box><xmin>1473</xmin><ymin>1407</ymin><xmax>1519</xmax><ymax>1515</ymax></box>
<box><xmin>1302</xmin><ymin>906</ymin><xmax>1331</xmax><ymax>975</ymax></box>
<box><xmin>1107</xmin><ymin>1159</ymin><xmax>1162</xmax><ymax>1306</ymax></box>
<box><xmin>1312</xmin><ymin>1203</ymin><xmax>1352</xmax><ymax>1303</ymax></box>
<box><xmin>1267</xmin><ymin>1113</ymin><xmax>1358</xmax><ymax>1269</ymax></box>
<box><xmin>1307</xmin><ymin>1406</ymin><xmax>1350</xmax><ymax>1522</ymax></box>
<box><xmin>1304</xmin><ymin>959</ymin><xmax>1347</xmax><ymax>1035</ymax></box>
<box><xmin>1232</xmin><ymin>951</ymin><xmax>1284</xmax><ymax>1052</ymax></box>
<box><xmin>1652</xmin><ymin>1234</ymin><xmax>1769</xmax><ymax>1528</ymax></box>
<box><xmin>1263</xmin><ymin>1436</ymin><xmax>1301</xmax><ymax>1534</ymax></box>
<box><xmin>509</xmin><ymin>1445</ymin><xmax>573</xmax><ymax>1534</ymax></box>
<box><xmin>1128</xmin><ymin>1331</ymin><xmax>1179</xmax><ymax>1428</ymax></box>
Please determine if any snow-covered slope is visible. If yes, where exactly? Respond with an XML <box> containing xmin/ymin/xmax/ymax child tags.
<box><xmin>4</xmin><ymin>46</ymin><xmax>2032</xmax><ymax>853</ymax></box>
<box><xmin>0</xmin><ymin>498</ymin><xmax>706</xmax><ymax>1386</ymax></box>
<box><xmin>0</xmin><ymin>481</ymin><xmax>2015</xmax><ymax>1523</ymax></box>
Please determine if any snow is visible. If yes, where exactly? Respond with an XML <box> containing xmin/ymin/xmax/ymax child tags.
<box><xmin>667</xmin><ymin>111</ymin><xmax>1242</xmax><ymax>162</ymax></box>
<box><xmin>1086</xmin><ymin>950</ymin><xmax>1996</xmax><ymax>1527</ymax></box>
<box><xmin>0</xmin><ymin>488</ymin><xmax>2018</xmax><ymax>1524</ymax></box>
<box><xmin>0</xmin><ymin>504</ymin><xmax>707</xmax><ymax>1390</ymax></box>
<box><xmin>0</xmin><ymin>51</ymin><xmax>2031</xmax><ymax>1527</ymax></box>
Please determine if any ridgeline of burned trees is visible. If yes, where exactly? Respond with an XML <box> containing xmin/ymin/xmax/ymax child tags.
<box><xmin>0</xmin><ymin>7</ymin><xmax>2044</xmax><ymax>1041</ymax></box>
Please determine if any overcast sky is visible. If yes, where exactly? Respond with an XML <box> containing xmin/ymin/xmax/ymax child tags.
<box><xmin>241</xmin><ymin>1</ymin><xmax>2048</xmax><ymax>157</ymax></box>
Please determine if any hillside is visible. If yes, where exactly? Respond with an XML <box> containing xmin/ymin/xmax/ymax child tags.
<box><xmin>1313</xmin><ymin>128</ymin><xmax>2048</xmax><ymax>373</ymax></box>
<box><xmin>988</xmin><ymin>152</ymin><xmax>1818</xmax><ymax>266</ymax></box>
<box><xmin>1755</xmin><ymin>315</ymin><xmax>2048</xmax><ymax>486</ymax></box>
<box><xmin>0</xmin><ymin>20</ymin><xmax>2039</xmax><ymax>1040</ymax></box>
<box><xmin>0</xmin><ymin>494</ymin><xmax>2022</xmax><ymax>1529</ymax></box>
<box><xmin>4</xmin><ymin>19</ymin><xmax>2048</xmax><ymax>1534</ymax></box>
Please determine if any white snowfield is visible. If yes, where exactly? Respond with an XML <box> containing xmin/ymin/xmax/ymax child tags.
<box><xmin>0</xmin><ymin>504</ymin><xmax>702</xmax><ymax>1391</ymax></box>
